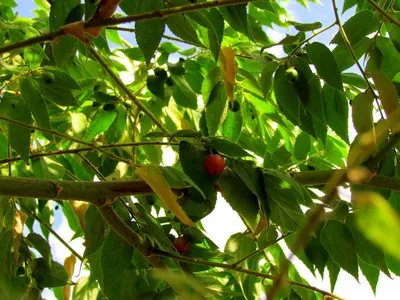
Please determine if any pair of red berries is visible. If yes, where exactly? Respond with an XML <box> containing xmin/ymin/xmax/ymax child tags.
<box><xmin>204</xmin><ymin>154</ymin><xmax>225</xmax><ymax>176</ymax></box>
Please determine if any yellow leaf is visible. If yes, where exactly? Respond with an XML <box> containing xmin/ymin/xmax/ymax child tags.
<box><xmin>370</xmin><ymin>71</ymin><xmax>399</xmax><ymax>118</ymax></box>
<box><xmin>62</xmin><ymin>254</ymin><xmax>76</xmax><ymax>300</ymax></box>
<box><xmin>137</xmin><ymin>166</ymin><xmax>194</xmax><ymax>226</ymax></box>
<box><xmin>70</xmin><ymin>201</ymin><xmax>90</xmax><ymax>231</ymax></box>
<box><xmin>13</xmin><ymin>209</ymin><xmax>27</xmax><ymax>264</ymax></box>
<box><xmin>219</xmin><ymin>47</ymin><xmax>236</xmax><ymax>103</ymax></box>
<box><xmin>247</xmin><ymin>212</ymin><xmax>267</xmax><ymax>238</ymax></box>
<box><xmin>61</xmin><ymin>21</ymin><xmax>88</xmax><ymax>43</ymax></box>
<box><xmin>352</xmin><ymin>89</ymin><xmax>374</xmax><ymax>134</ymax></box>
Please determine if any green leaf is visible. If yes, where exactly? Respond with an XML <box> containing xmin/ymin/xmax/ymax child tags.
<box><xmin>167</xmin><ymin>59</ymin><xmax>185</xmax><ymax>76</ymax></box>
<box><xmin>360</xmin><ymin>260</ymin><xmax>379</xmax><ymax>294</ymax></box>
<box><xmin>206</xmin><ymin>81</ymin><xmax>228</xmax><ymax>136</ymax></box>
<box><xmin>202</xmin><ymin>67</ymin><xmax>222</xmax><ymax>105</ymax></box>
<box><xmin>171</xmin><ymin>75</ymin><xmax>198</xmax><ymax>109</ymax></box>
<box><xmin>84</xmin><ymin>109</ymin><xmax>118</xmax><ymax>141</ymax></box>
<box><xmin>219</xmin><ymin>4</ymin><xmax>248</xmax><ymax>36</ymax></box>
<box><xmin>260</xmin><ymin>61</ymin><xmax>279</xmax><ymax>99</ymax></box>
<box><xmin>93</xmin><ymin>91</ymin><xmax>120</xmax><ymax>104</ymax></box>
<box><xmin>352</xmin><ymin>89</ymin><xmax>374</xmax><ymax>134</ymax></box>
<box><xmin>218</xmin><ymin>170</ymin><xmax>259</xmax><ymax>231</ymax></box>
<box><xmin>375</xmin><ymin>36</ymin><xmax>400</xmax><ymax>78</ymax></box>
<box><xmin>83</xmin><ymin>206</ymin><xmax>106</xmax><ymax>258</ymax></box>
<box><xmin>294</xmin><ymin>131</ymin><xmax>312</xmax><ymax>161</ymax></box>
<box><xmin>30</xmin><ymin>157</ymin><xmax>65</xmax><ymax>179</ymax></box>
<box><xmin>162</xmin><ymin>166</ymin><xmax>205</xmax><ymax>199</ymax></box>
<box><xmin>209</xmin><ymin>137</ymin><xmax>251</xmax><ymax>158</ymax></box>
<box><xmin>262</xmin><ymin>169</ymin><xmax>310</xmax><ymax>231</ymax></box>
<box><xmin>35</xmin><ymin>75</ymin><xmax>78</xmax><ymax>107</ymax></box>
<box><xmin>49</xmin><ymin>0</ymin><xmax>79</xmax><ymax>31</ymax></box>
<box><xmin>72</xmin><ymin>276</ymin><xmax>100</xmax><ymax>300</ymax></box>
<box><xmin>26</xmin><ymin>233</ymin><xmax>52</xmax><ymax>267</ymax></box>
<box><xmin>166</xmin><ymin>14</ymin><xmax>203</xmax><ymax>46</ymax></box>
<box><xmin>322</xmin><ymin>84</ymin><xmax>349</xmax><ymax>143</ymax></box>
<box><xmin>106</xmin><ymin>268</ymin><xmax>139</xmax><ymax>300</ymax></box>
<box><xmin>331</xmin><ymin>10</ymin><xmax>380</xmax><ymax>45</ymax></box>
<box><xmin>353</xmin><ymin>192</ymin><xmax>400</xmax><ymax>262</ymax></box>
<box><xmin>32</xmin><ymin>258</ymin><xmax>69</xmax><ymax>289</ymax></box>
<box><xmin>288</xmin><ymin>21</ymin><xmax>322</xmax><ymax>31</ymax></box>
<box><xmin>221</xmin><ymin>108</ymin><xmax>243</xmax><ymax>143</ymax></box>
<box><xmin>257</xmin><ymin>225</ymin><xmax>278</xmax><ymax>249</ymax></box>
<box><xmin>179</xmin><ymin>141</ymin><xmax>218</xmax><ymax>197</ymax></box>
<box><xmin>327</xmin><ymin>256</ymin><xmax>340</xmax><ymax>291</ymax></box>
<box><xmin>52</xmin><ymin>36</ymin><xmax>77</xmax><ymax>67</ymax></box>
<box><xmin>19</xmin><ymin>78</ymin><xmax>52</xmax><ymax>141</ymax></box>
<box><xmin>101</xmin><ymin>230</ymin><xmax>134</xmax><ymax>295</ymax></box>
<box><xmin>224</xmin><ymin>233</ymin><xmax>257</xmax><ymax>295</ymax></box>
<box><xmin>346</xmin><ymin>214</ymin><xmax>390</xmax><ymax>277</ymax></box>
<box><xmin>0</xmin><ymin>93</ymin><xmax>32</xmax><ymax>163</ymax></box>
<box><xmin>105</xmin><ymin>106</ymin><xmax>127</xmax><ymax>144</ymax></box>
<box><xmin>321</xmin><ymin>220</ymin><xmax>359</xmax><ymax>280</ymax></box>
<box><xmin>0</xmin><ymin>229</ymin><xmax>13</xmax><ymax>298</ymax></box>
<box><xmin>305</xmin><ymin>235</ymin><xmax>329</xmax><ymax>277</ymax></box>
<box><xmin>306</xmin><ymin>42</ymin><xmax>343</xmax><ymax>90</ymax></box>
<box><xmin>333</xmin><ymin>37</ymin><xmax>371</xmax><ymax>72</ymax></box>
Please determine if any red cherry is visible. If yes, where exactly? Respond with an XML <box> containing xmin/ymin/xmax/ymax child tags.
<box><xmin>173</xmin><ymin>237</ymin><xmax>189</xmax><ymax>253</ymax></box>
<box><xmin>204</xmin><ymin>154</ymin><xmax>225</xmax><ymax>176</ymax></box>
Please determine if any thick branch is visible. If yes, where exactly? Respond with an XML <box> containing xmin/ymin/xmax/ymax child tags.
<box><xmin>0</xmin><ymin>0</ymin><xmax>265</xmax><ymax>55</ymax></box>
<box><xmin>2</xmin><ymin>171</ymin><xmax>400</xmax><ymax>201</ymax></box>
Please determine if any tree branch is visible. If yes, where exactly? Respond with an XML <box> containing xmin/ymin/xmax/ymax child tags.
<box><xmin>0</xmin><ymin>115</ymin><xmax>133</xmax><ymax>166</ymax></box>
<box><xmin>3</xmin><ymin>171</ymin><xmax>400</xmax><ymax>201</ymax></box>
<box><xmin>0</xmin><ymin>142</ymin><xmax>178</xmax><ymax>165</ymax></box>
<box><xmin>153</xmin><ymin>249</ymin><xmax>344</xmax><ymax>300</ymax></box>
<box><xmin>366</xmin><ymin>0</ymin><xmax>400</xmax><ymax>28</ymax></box>
<box><xmin>0</xmin><ymin>0</ymin><xmax>265</xmax><ymax>55</ymax></box>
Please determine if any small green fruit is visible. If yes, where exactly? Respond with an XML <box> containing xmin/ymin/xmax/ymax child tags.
<box><xmin>103</xmin><ymin>103</ymin><xmax>117</xmax><ymax>111</ymax></box>
<box><xmin>41</xmin><ymin>72</ymin><xmax>55</xmax><ymax>84</ymax></box>
<box><xmin>229</xmin><ymin>100</ymin><xmax>240</xmax><ymax>112</ymax></box>
<box><xmin>165</xmin><ymin>77</ymin><xmax>174</xmax><ymax>87</ymax></box>
<box><xmin>285</xmin><ymin>67</ymin><xmax>299</xmax><ymax>83</ymax></box>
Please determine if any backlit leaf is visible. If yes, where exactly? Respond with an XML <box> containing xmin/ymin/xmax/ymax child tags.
<box><xmin>206</xmin><ymin>81</ymin><xmax>228</xmax><ymax>136</ymax></box>
<box><xmin>352</xmin><ymin>89</ymin><xmax>374</xmax><ymax>134</ymax></box>
<box><xmin>321</xmin><ymin>220</ymin><xmax>359</xmax><ymax>280</ymax></box>
<box><xmin>137</xmin><ymin>165</ymin><xmax>194</xmax><ymax>226</ymax></box>
<box><xmin>370</xmin><ymin>70</ymin><xmax>399</xmax><ymax>118</ymax></box>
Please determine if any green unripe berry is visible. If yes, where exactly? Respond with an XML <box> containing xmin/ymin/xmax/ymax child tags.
<box><xmin>285</xmin><ymin>67</ymin><xmax>299</xmax><ymax>83</ymax></box>
<box><xmin>229</xmin><ymin>100</ymin><xmax>240</xmax><ymax>112</ymax></box>
<box><xmin>41</xmin><ymin>72</ymin><xmax>55</xmax><ymax>84</ymax></box>
<box><xmin>103</xmin><ymin>103</ymin><xmax>117</xmax><ymax>111</ymax></box>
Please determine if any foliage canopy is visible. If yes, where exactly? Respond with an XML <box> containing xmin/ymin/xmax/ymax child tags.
<box><xmin>0</xmin><ymin>0</ymin><xmax>400</xmax><ymax>299</ymax></box>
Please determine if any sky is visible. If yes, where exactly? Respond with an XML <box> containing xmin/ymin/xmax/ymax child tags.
<box><xmin>11</xmin><ymin>1</ymin><xmax>400</xmax><ymax>299</ymax></box>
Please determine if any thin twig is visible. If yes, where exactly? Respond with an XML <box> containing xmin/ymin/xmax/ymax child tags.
<box><xmin>267</xmin><ymin>169</ymin><xmax>347</xmax><ymax>299</ymax></box>
<box><xmin>107</xmin><ymin>26</ymin><xmax>205</xmax><ymax>48</ymax></box>
<box><xmin>0</xmin><ymin>142</ymin><xmax>178</xmax><ymax>165</ymax></box>
<box><xmin>367</xmin><ymin>0</ymin><xmax>400</xmax><ymax>27</ymax></box>
<box><xmin>0</xmin><ymin>114</ymin><xmax>134</xmax><ymax>166</ymax></box>
<box><xmin>88</xmin><ymin>47</ymin><xmax>170</xmax><ymax>133</ymax></box>
<box><xmin>0</xmin><ymin>0</ymin><xmax>262</xmax><ymax>55</ymax></box>
<box><xmin>153</xmin><ymin>249</ymin><xmax>344</xmax><ymax>300</ymax></box>
<box><xmin>232</xmin><ymin>232</ymin><xmax>293</xmax><ymax>268</ymax></box>
<box><xmin>19</xmin><ymin>203</ymin><xmax>85</xmax><ymax>264</ymax></box>
<box><xmin>288</xmin><ymin>22</ymin><xmax>336</xmax><ymax>59</ymax></box>
<box><xmin>331</xmin><ymin>0</ymin><xmax>384</xmax><ymax>119</ymax></box>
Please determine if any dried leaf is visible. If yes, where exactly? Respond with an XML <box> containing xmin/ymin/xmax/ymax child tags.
<box><xmin>86</xmin><ymin>0</ymin><xmax>122</xmax><ymax>37</ymax></box>
<box><xmin>219</xmin><ymin>47</ymin><xmax>236</xmax><ymax>103</ymax></box>
<box><xmin>61</xmin><ymin>21</ymin><xmax>88</xmax><ymax>43</ymax></box>
<box><xmin>137</xmin><ymin>166</ymin><xmax>194</xmax><ymax>226</ymax></box>
<box><xmin>247</xmin><ymin>212</ymin><xmax>267</xmax><ymax>238</ymax></box>
<box><xmin>370</xmin><ymin>71</ymin><xmax>399</xmax><ymax>118</ymax></box>
<box><xmin>13</xmin><ymin>209</ymin><xmax>28</xmax><ymax>264</ymax></box>
<box><xmin>70</xmin><ymin>200</ymin><xmax>90</xmax><ymax>231</ymax></box>
<box><xmin>62</xmin><ymin>254</ymin><xmax>76</xmax><ymax>300</ymax></box>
